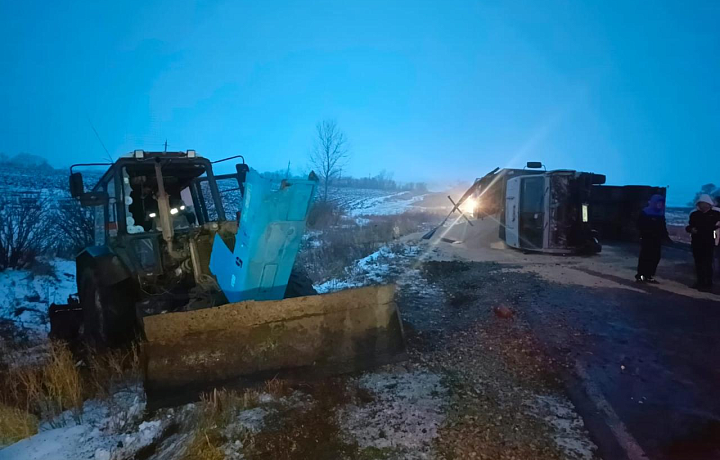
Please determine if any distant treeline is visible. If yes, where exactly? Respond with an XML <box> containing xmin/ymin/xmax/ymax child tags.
<box><xmin>333</xmin><ymin>172</ymin><xmax>428</xmax><ymax>192</ymax></box>
<box><xmin>263</xmin><ymin>169</ymin><xmax>427</xmax><ymax>192</ymax></box>
<box><xmin>689</xmin><ymin>184</ymin><xmax>720</xmax><ymax>206</ymax></box>
<box><xmin>0</xmin><ymin>152</ymin><xmax>54</xmax><ymax>171</ymax></box>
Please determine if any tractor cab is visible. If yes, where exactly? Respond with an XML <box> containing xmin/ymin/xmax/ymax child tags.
<box><xmin>71</xmin><ymin>150</ymin><xmax>246</xmax><ymax>241</ymax></box>
<box><xmin>68</xmin><ymin>150</ymin><xmax>250</xmax><ymax>315</ymax></box>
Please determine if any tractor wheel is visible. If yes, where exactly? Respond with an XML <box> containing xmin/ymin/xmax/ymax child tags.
<box><xmin>284</xmin><ymin>268</ymin><xmax>318</xmax><ymax>298</ymax></box>
<box><xmin>80</xmin><ymin>269</ymin><xmax>137</xmax><ymax>349</ymax></box>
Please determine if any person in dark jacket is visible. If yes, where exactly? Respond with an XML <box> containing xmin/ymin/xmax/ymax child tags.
<box><xmin>686</xmin><ymin>194</ymin><xmax>720</xmax><ymax>290</ymax></box>
<box><xmin>715</xmin><ymin>197</ymin><xmax>720</xmax><ymax>277</ymax></box>
<box><xmin>636</xmin><ymin>194</ymin><xmax>670</xmax><ymax>283</ymax></box>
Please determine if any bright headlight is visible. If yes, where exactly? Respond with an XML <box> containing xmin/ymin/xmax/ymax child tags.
<box><xmin>148</xmin><ymin>212</ymin><xmax>157</xmax><ymax>218</ymax></box>
<box><xmin>170</xmin><ymin>208</ymin><xmax>178</xmax><ymax>215</ymax></box>
<box><xmin>460</xmin><ymin>198</ymin><xmax>478</xmax><ymax>214</ymax></box>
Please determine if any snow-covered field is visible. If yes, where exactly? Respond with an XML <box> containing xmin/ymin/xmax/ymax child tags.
<box><xmin>325</xmin><ymin>187</ymin><xmax>429</xmax><ymax>216</ymax></box>
<box><xmin>0</xmin><ymin>259</ymin><xmax>76</xmax><ymax>337</ymax></box>
<box><xmin>665</xmin><ymin>206</ymin><xmax>693</xmax><ymax>227</ymax></box>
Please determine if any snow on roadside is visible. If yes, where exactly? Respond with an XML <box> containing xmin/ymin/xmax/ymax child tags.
<box><xmin>528</xmin><ymin>395</ymin><xmax>596</xmax><ymax>460</ymax></box>
<box><xmin>0</xmin><ymin>387</ymin><xmax>169</xmax><ymax>460</ymax></box>
<box><xmin>339</xmin><ymin>367</ymin><xmax>448</xmax><ymax>459</ymax></box>
<box><xmin>0</xmin><ymin>259</ymin><xmax>76</xmax><ymax>334</ymax></box>
<box><xmin>314</xmin><ymin>244</ymin><xmax>420</xmax><ymax>294</ymax></box>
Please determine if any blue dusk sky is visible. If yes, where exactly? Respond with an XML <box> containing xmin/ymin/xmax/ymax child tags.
<box><xmin>1</xmin><ymin>0</ymin><xmax>718</xmax><ymax>204</ymax></box>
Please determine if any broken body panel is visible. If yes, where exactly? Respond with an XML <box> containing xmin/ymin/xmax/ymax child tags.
<box><xmin>210</xmin><ymin>170</ymin><xmax>317</xmax><ymax>302</ymax></box>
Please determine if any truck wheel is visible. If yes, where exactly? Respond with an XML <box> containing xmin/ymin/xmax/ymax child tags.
<box><xmin>80</xmin><ymin>269</ymin><xmax>137</xmax><ymax>349</ymax></box>
<box><xmin>284</xmin><ymin>268</ymin><xmax>318</xmax><ymax>298</ymax></box>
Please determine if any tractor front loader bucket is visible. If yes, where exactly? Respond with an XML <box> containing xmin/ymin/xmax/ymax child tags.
<box><xmin>142</xmin><ymin>284</ymin><xmax>405</xmax><ymax>406</ymax></box>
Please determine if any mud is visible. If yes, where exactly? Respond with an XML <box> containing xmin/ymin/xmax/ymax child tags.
<box><xmin>397</xmin><ymin>260</ymin><xmax>596</xmax><ymax>459</ymax></box>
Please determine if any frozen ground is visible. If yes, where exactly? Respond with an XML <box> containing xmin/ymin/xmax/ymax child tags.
<box><xmin>1</xmin><ymin>242</ymin><xmax>599</xmax><ymax>460</ymax></box>
<box><xmin>313</xmin><ymin>244</ymin><xmax>421</xmax><ymax>293</ymax></box>
<box><xmin>340</xmin><ymin>368</ymin><xmax>448</xmax><ymax>459</ymax></box>
<box><xmin>530</xmin><ymin>395</ymin><xmax>597</xmax><ymax>460</ymax></box>
<box><xmin>1</xmin><ymin>194</ymin><xmax>598</xmax><ymax>460</ymax></box>
<box><xmin>0</xmin><ymin>259</ymin><xmax>76</xmax><ymax>337</ymax></box>
<box><xmin>0</xmin><ymin>387</ymin><xmax>164</xmax><ymax>460</ymax></box>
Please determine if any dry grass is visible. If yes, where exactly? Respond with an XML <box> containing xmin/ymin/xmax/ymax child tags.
<box><xmin>185</xmin><ymin>432</ymin><xmax>225</xmax><ymax>460</ymax></box>
<box><xmin>183</xmin><ymin>388</ymin><xmax>260</xmax><ymax>460</ymax></box>
<box><xmin>0</xmin><ymin>340</ymin><xmax>142</xmax><ymax>443</ymax></box>
<box><xmin>0</xmin><ymin>404</ymin><xmax>38</xmax><ymax>446</ymax></box>
<box><xmin>245</xmin><ymin>378</ymin><xmax>356</xmax><ymax>460</ymax></box>
<box><xmin>298</xmin><ymin>211</ymin><xmax>435</xmax><ymax>282</ymax></box>
<box><xmin>264</xmin><ymin>377</ymin><xmax>290</xmax><ymax>397</ymax></box>
<box><xmin>42</xmin><ymin>342</ymin><xmax>83</xmax><ymax>420</ymax></box>
<box><xmin>0</xmin><ymin>341</ymin><xmax>83</xmax><ymax>433</ymax></box>
<box><xmin>86</xmin><ymin>343</ymin><xmax>141</xmax><ymax>398</ymax></box>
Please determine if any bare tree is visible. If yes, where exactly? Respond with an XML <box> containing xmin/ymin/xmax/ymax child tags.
<box><xmin>309</xmin><ymin>120</ymin><xmax>349</xmax><ymax>201</ymax></box>
<box><xmin>0</xmin><ymin>192</ymin><xmax>48</xmax><ymax>270</ymax></box>
<box><xmin>689</xmin><ymin>184</ymin><xmax>719</xmax><ymax>206</ymax></box>
<box><xmin>48</xmin><ymin>199</ymin><xmax>94</xmax><ymax>257</ymax></box>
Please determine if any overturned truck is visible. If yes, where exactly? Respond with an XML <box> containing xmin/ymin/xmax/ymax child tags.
<box><xmin>468</xmin><ymin>164</ymin><xmax>605</xmax><ymax>254</ymax></box>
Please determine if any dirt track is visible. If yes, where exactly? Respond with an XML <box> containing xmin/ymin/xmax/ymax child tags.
<box><xmin>418</xmin><ymin>219</ymin><xmax>720</xmax><ymax>460</ymax></box>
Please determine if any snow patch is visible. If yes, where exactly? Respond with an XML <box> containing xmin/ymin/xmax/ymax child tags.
<box><xmin>314</xmin><ymin>244</ymin><xmax>417</xmax><ymax>293</ymax></box>
<box><xmin>234</xmin><ymin>407</ymin><xmax>269</xmax><ymax>433</ymax></box>
<box><xmin>0</xmin><ymin>258</ymin><xmax>76</xmax><ymax>334</ymax></box>
<box><xmin>530</xmin><ymin>395</ymin><xmax>597</xmax><ymax>460</ymax></box>
<box><xmin>0</xmin><ymin>387</ymin><xmax>166</xmax><ymax>460</ymax></box>
<box><xmin>340</xmin><ymin>369</ymin><xmax>447</xmax><ymax>459</ymax></box>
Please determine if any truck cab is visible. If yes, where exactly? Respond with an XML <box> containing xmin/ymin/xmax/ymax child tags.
<box><xmin>504</xmin><ymin>170</ymin><xmax>604</xmax><ymax>254</ymax></box>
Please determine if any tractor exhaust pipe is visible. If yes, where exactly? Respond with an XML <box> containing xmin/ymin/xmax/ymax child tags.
<box><xmin>154</xmin><ymin>159</ymin><xmax>181</xmax><ymax>258</ymax></box>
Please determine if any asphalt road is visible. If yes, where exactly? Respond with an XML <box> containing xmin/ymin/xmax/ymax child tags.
<box><xmin>427</xmin><ymin>226</ymin><xmax>720</xmax><ymax>460</ymax></box>
<box><xmin>528</xmin><ymin>261</ymin><xmax>720</xmax><ymax>460</ymax></box>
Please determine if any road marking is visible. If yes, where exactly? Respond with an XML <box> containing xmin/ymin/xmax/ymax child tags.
<box><xmin>574</xmin><ymin>361</ymin><xmax>649</xmax><ymax>460</ymax></box>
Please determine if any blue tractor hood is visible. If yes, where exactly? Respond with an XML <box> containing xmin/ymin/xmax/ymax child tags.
<box><xmin>209</xmin><ymin>170</ymin><xmax>317</xmax><ymax>302</ymax></box>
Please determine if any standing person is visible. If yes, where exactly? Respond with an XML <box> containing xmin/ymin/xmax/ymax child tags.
<box><xmin>715</xmin><ymin>197</ymin><xmax>720</xmax><ymax>277</ymax></box>
<box><xmin>685</xmin><ymin>194</ymin><xmax>720</xmax><ymax>291</ymax></box>
<box><xmin>636</xmin><ymin>194</ymin><xmax>670</xmax><ymax>283</ymax></box>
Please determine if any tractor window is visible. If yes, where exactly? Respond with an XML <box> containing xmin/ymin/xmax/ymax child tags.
<box><xmin>197</xmin><ymin>181</ymin><xmax>219</xmax><ymax>222</ymax></box>
<box><xmin>122</xmin><ymin>165</ymin><xmax>210</xmax><ymax>232</ymax></box>
<box><xmin>216</xmin><ymin>177</ymin><xmax>243</xmax><ymax>222</ymax></box>
<box><xmin>122</xmin><ymin>169</ymin><xmax>150</xmax><ymax>233</ymax></box>
<box><xmin>93</xmin><ymin>204</ymin><xmax>106</xmax><ymax>245</ymax></box>
<box><xmin>106</xmin><ymin>176</ymin><xmax>118</xmax><ymax>237</ymax></box>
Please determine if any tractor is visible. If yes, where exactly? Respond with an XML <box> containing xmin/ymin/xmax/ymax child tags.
<box><xmin>49</xmin><ymin>150</ymin><xmax>405</xmax><ymax>404</ymax></box>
